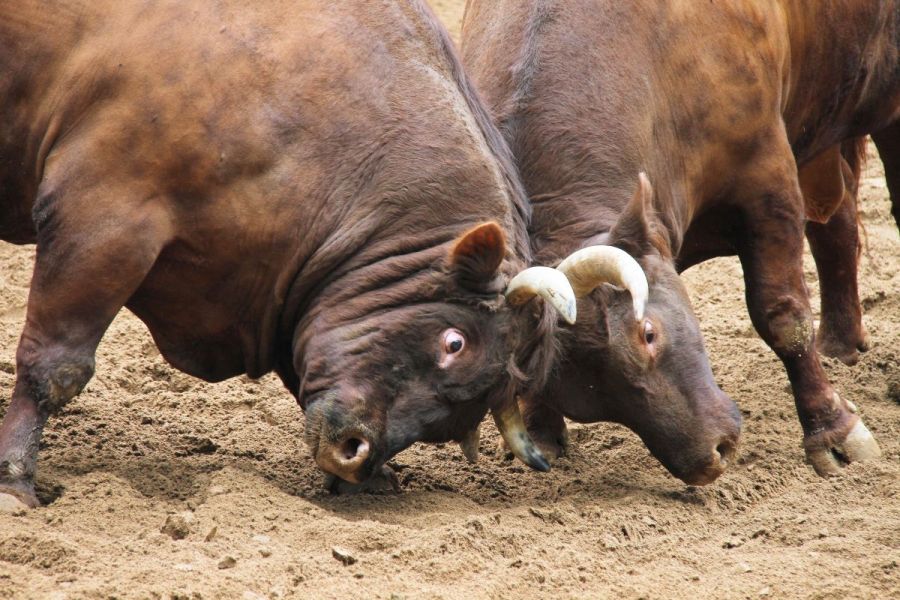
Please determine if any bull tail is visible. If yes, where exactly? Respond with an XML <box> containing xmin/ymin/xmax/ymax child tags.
<box><xmin>841</xmin><ymin>137</ymin><xmax>869</xmax><ymax>260</ymax></box>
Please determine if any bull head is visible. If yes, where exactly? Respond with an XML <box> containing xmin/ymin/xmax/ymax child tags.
<box><xmin>302</xmin><ymin>221</ymin><xmax>576</xmax><ymax>485</ymax></box>
<box><xmin>537</xmin><ymin>174</ymin><xmax>741</xmax><ymax>485</ymax></box>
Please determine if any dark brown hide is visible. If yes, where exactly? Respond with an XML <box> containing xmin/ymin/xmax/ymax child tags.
<box><xmin>0</xmin><ymin>0</ymin><xmax>557</xmax><ymax>507</ymax></box>
<box><xmin>462</xmin><ymin>0</ymin><xmax>898</xmax><ymax>480</ymax></box>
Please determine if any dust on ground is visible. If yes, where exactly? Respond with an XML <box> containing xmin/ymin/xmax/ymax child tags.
<box><xmin>1</xmin><ymin>2</ymin><xmax>898</xmax><ymax>598</ymax></box>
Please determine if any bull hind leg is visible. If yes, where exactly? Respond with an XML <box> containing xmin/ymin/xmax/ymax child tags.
<box><xmin>872</xmin><ymin>121</ymin><xmax>900</xmax><ymax>230</ymax></box>
<box><xmin>735</xmin><ymin>129</ymin><xmax>880</xmax><ymax>477</ymax></box>
<box><xmin>803</xmin><ymin>143</ymin><xmax>869</xmax><ymax>365</ymax></box>
<box><xmin>0</xmin><ymin>183</ymin><xmax>171</xmax><ymax>511</ymax></box>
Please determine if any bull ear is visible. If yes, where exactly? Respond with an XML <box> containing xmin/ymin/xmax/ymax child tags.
<box><xmin>609</xmin><ymin>173</ymin><xmax>671</xmax><ymax>258</ymax></box>
<box><xmin>449</xmin><ymin>221</ymin><xmax>506</xmax><ymax>291</ymax></box>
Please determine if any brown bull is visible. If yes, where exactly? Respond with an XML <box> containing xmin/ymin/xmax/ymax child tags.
<box><xmin>0</xmin><ymin>0</ymin><xmax>581</xmax><ymax>510</ymax></box>
<box><xmin>462</xmin><ymin>0</ymin><xmax>897</xmax><ymax>481</ymax></box>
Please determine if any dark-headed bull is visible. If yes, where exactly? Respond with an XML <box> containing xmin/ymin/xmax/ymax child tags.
<box><xmin>0</xmin><ymin>0</ymin><xmax>578</xmax><ymax>510</ymax></box>
<box><xmin>462</xmin><ymin>0</ymin><xmax>897</xmax><ymax>481</ymax></box>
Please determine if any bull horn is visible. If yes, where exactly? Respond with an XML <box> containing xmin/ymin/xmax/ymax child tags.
<box><xmin>458</xmin><ymin>426</ymin><xmax>480</xmax><ymax>464</ymax></box>
<box><xmin>492</xmin><ymin>397</ymin><xmax>551</xmax><ymax>472</ymax></box>
<box><xmin>505</xmin><ymin>266</ymin><xmax>577</xmax><ymax>324</ymax></box>
<box><xmin>556</xmin><ymin>246</ymin><xmax>649</xmax><ymax>320</ymax></box>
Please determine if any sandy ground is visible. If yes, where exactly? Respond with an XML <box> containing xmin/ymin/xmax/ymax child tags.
<box><xmin>1</xmin><ymin>2</ymin><xmax>899</xmax><ymax>598</ymax></box>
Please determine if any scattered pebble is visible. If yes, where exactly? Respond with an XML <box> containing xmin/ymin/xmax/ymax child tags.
<box><xmin>759</xmin><ymin>586</ymin><xmax>772</xmax><ymax>597</ymax></box>
<box><xmin>259</xmin><ymin>548</ymin><xmax>272</xmax><ymax>558</ymax></box>
<box><xmin>723</xmin><ymin>537</ymin><xmax>744</xmax><ymax>549</ymax></box>
<box><xmin>739</xmin><ymin>562</ymin><xmax>753</xmax><ymax>573</ymax></box>
<box><xmin>161</xmin><ymin>513</ymin><xmax>194</xmax><ymax>540</ymax></box>
<box><xmin>218</xmin><ymin>556</ymin><xmax>237</xmax><ymax>570</ymax></box>
<box><xmin>600</xmin><ymin>534</ymin><xmax>620</xmax><ymax>550</ymax></box>
<box><xmin>204</xmin><ymin>527</ymin><xmax>218</xmax><ymax>542</ymax></box>
<box><xmin>332</xmin><ymin>547</ymin><xmax>357</xmax><ymax>566</ymax></box>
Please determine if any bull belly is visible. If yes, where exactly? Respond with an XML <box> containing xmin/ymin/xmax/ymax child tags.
<box><xmin>126</xmin><ymin>295</ymin><xmax>256</xmax><ymax>384</ymax></box>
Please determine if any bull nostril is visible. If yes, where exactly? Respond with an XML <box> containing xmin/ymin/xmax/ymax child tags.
<box><xmin>715</xmin><ymin>439</ymin><xmax>737</xmax><ymax>466</ymax></box>
<box><xmin>339</xmin><ymin>437</ymin><xmax>370</xmax><ymax>463</ymax></box>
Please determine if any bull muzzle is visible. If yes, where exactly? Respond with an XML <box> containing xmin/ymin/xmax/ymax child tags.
<box><xmin>314</xmin><ymin>427</ymin><xmax>377</xmax><ymax>484</ymax></box>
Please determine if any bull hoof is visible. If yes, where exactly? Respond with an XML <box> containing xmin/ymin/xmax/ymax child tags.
<box><xmin>0</xmin><ymin>481</ymin><xmax>39</xmax><ymax>512</ymax></box>
<box><xmin>804</xmin><ymin>417</ymin><xmax>882</xmax><ymax>477</ymax></box>
<box><xmin>816</xmin><ymin>323</ymin><xmax>870</xmax><ymax>366</ymax></box>
<box><xmin>325</xmin><ymin>464</ymin><xmax>400</xmax><ymax>495</ymax></box>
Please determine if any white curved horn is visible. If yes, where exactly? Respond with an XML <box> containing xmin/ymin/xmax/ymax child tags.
<box><xmin>556</xmin><ymin>246</ymin><xmax>648</xmax><ymax>320</ymax></box>
<box><xmin>458</xmin><ymin>425</ymin><xmax>480</xmax><ymax>464</ymax></box>
<box><xmin>505</xmin><ymin>266</ymin><xmax>577</xmax><ymax>324</ymax></box>
<box><xmin>492</xmin><ymin>397</ymin><xmax>550</xmax><ymax>472</ymax></box>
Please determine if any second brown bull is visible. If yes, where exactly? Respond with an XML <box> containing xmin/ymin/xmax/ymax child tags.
<box><xmin>462</xmin><ymin>0</ymin><xmax>896</xmax><ymax>482</ymax></box>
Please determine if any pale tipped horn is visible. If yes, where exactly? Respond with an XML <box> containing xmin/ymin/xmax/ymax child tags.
<box><xmin>556</xmin><ymin>245</ymin><xmax>649</xmax><ymax>320</ymax></box>
<box><xmin>458</xmin><ymin>426</ymin><xmax>480</xmax><ymax>464</ymax></box>
<box><xmin>505</xmin><ymin>266</ymin><xmax>577</xmax><ymax>324</ymax></box>
<box><xmin>492</xmin><ymin>397</ymin><xmax>550</xmax><ymax>472</ymax></box>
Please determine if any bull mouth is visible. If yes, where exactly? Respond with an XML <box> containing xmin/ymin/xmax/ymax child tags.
<box><xmin>678</xmin><ymin>464</ymin><xmax>727</xmax><ymax>486</ymax></box>
<box><xmin>668</xmin><ymin>443</ymin><xmax>736</xmax><ymax>486</ymax></box>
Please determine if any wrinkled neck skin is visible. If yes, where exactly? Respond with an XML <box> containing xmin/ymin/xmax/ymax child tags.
<box><xmin>286</xmin><ymin>222</ymin><xmax>513</xmax><ymax>399</ymax></box>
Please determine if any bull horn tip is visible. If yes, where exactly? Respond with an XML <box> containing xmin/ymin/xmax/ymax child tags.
<box><xmin>528</xmin><ymin>450</ymin><xmax>552</xmax><ymax>473</ymax></box>
<box><xmin>459</xmin><ymin>427</ymin><xmax>480</xmax><ymax>464</ymax></box>
<box><xmin>559</xmin><ymin>296</ymin><xmax>577</xmax><ymax>325</ymax></box>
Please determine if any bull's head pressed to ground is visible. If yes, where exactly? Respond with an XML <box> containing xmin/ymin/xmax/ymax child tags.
<box><xmin>547</xmin><ymin>175</ymin><xmax>742</xmax><ymax>485</ymax></box>
<box><xmin>298</xmin><ymin>222</ymin><xmax>576</xmax><ymax>486</ymax></box>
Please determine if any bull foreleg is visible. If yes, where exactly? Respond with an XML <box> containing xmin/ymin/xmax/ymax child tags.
<box><xmin>0</xmin><ymin>184</ymin><xmax>171</xmax><ymax>511</ymax></box>
<box><xmin>736</xmin><ymin>133</ymin><xmax>880</xmax><ymax>477</ymax></box>
<box><xmin>805</xmin><ymin>157</ymin><xmax>869</xmax><ymax>365</ymax></box>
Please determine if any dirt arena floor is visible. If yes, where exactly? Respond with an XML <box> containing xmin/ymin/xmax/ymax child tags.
<box><xmin>1</xmin><ymin>2</ymin><xmax>898</xmax><ymax>598</ymax></box>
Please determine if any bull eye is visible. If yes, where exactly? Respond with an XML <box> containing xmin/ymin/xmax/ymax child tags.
<box><xmin>643</xmin><ymin>320</ymin><xmax>656</xmax><ymax>345</ymax></box>
<box><xmin>438</xmin><ymin>328</ymin><xmax>467</xmax><ymax>369</ymax></box>
<box><xmin>443</xmin><ymin>329</ymin><xmax>466</xmax><ymax>354</ymax></box>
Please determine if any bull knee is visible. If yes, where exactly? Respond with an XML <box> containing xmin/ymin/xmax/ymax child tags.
<box><xmin>19</xmin><ymin>352</ymin><xmax>95</xmax><ymax>415</ymax></box>
<box><xmin>764</xmin><ymin>297</ymin><xmax>813</xmax><ymax>357</ymax></box>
